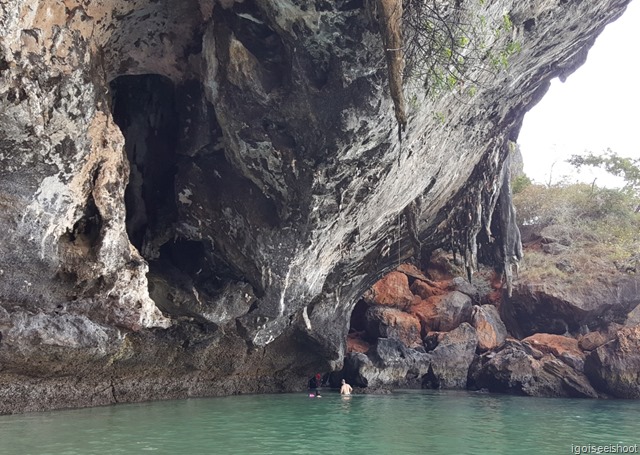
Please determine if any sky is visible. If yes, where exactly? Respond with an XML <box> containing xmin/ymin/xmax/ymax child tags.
<box><xmin>517</xmin><ymin>0</ymin><xmax>640</xmax><ymax>187</ymax></box>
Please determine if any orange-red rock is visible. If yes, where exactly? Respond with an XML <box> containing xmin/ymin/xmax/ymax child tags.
<box><xmin>471</xmin><ymin>305</ymin><xmax>507</xmax><ymax>351</ymax></box>
<box><xmin>410</xmin><ymin>297</ymin><xmax>438</xmax><ymax>337</ymax></box>
<box><xmin>410</xmin><ymin>291</ymin><xmax>472</xmax><ymax>333</ymax></box>
<box><xmin>347</xmin><ymin>334</ymin><xmax>370</xmax><ymax>354</ymax></box>
<box><xmin>365</xmin><ymin>306</ymin><xmax>422</xmax><ymax>348</ymax></box>
<box><xmin>410</xmin><ymin>279</ymin><xmax>445</xmax><ymax>300</ymax></box>
<box><xmin>523</xmin><ymin>333</ymin><xmax>581</xmax><ymax>356</ymax></box>
<box><xmin>522</xmin><ymin>333</ymin><xmax>585</xmax><ymax>366</ymax></box>
<box><xmin>370</xmin><ymin>271</ymin><xmax>414</xmax><ymax>308</ymax></box>
<box><xmin>578</xmin><ymin>331</ymin><xmax>610</xmax><ymax>351</ymax></box>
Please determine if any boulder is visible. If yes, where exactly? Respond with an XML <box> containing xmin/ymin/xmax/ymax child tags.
<box><xmin>540</xmin><ymin>225</ymin><xmax>573</xmax><ymax>247</ymax></box>
<box><xmin>542</xmin><ymin>243</ymin><xmax>569</xmax><ymax>255</ymax></box>
<box><xmin>585</xmin><ymin>326</ymin><xmax>640</xmax><ymax>398</ymax></box>
<box><xmin>472</xmin><ymin>305</ymin><xmax>508</xmax><ymax>352</ymax></box>
<box><xmin>423</xmin><ymin>323</ymin><xmax>478</xmax><ymax>389</ymax></box>
<box><xmin>578</xmin><ymin>331</ymin><xmax>611</xmax><ymax>352</ymax></box>
<box><xmin>410</xmin><ymin>279</ymin><xmax>445</xmax><ymax>300</ymax></box>
<box><xmin>469</xmin><ymin>340</ymin><xmax>597</xmax><ymax>398</ymax></box>
<box><xmin>343</xmin><ymin>339</ymin><xmax>431</xmax><ymax>389</ymax></box>
<box><xmin>452</xmin><ymin>276</ymin><xmax>479</xmax><ymax>299</ymax></box>
<box><xmin>522</xmin><ymin>333</ymin><xmax>585</xmax><ymax>371</ymax></box>
<box><xmin>412</xmin><ymin>291</ymin><xmax>473</xmax><ymax>332</ymax></box>
<box><xmin>364</xmin><ymin>306</ymin><xmax>422</xmax><ymax>348</ymax></box>
<box><xmin>503</xmin><ymin>275</ymin><xmax>640</xmax><ymax>338</ymax></box>
<box><xmin>369</xmin><ymin>272</ymin><xmax>414</xmax><ymax>308</ymax></box>
<box><xmin>625</xmin><ymin>303</ymin><xmax>640</xmax><ymax>327</ymax></box>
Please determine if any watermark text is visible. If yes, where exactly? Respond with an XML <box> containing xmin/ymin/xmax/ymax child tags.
<box><xmin>571</xmin><ymin>444</ymin><xmax>638</xmax><ymax>454</ymax></box>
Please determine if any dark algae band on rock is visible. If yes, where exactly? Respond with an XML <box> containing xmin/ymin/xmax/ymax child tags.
<box><xmin>0</xmin><ymin>0</ymin><xmax>636</xmax><ymax>414</ymax></box>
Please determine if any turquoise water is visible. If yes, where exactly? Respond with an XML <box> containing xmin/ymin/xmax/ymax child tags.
<box><xmin>0</xmin><ymin>390</ymin><xmax>639</xmax><ymax>455</ymax></box>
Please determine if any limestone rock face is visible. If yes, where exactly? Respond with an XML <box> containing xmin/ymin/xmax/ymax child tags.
<box><xmin>585</xmin><ymin>326</ymin><xmax>640</xmax><ymax>398</ymax></box>
<box><xmin>0</xmin><ymin>0</ymin><xmax>632</xmax><ymax>413</ymax></box>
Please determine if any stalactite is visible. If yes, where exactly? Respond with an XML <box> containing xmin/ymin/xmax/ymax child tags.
<box><xmin>404</xmin><ymin>199</ymin><xmax>421</xmax><ymax>265</ymax></box>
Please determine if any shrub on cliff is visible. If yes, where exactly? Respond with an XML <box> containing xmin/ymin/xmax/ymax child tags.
<box><xmin>512</xmin><ymin>163</ymin><xmax>640</xmax><ymax>278</ymax></box>
<box><xmin>514</xmin><ymin>182</ymin><xmax>638</xmax><ymax>228</ymax></box>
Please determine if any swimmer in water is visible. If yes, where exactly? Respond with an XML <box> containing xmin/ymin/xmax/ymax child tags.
<box><xmin>308</xmin><ymin>373</ymin><xmax>322</xmax><ymax>397</ymax></box>
<box><xmin>340</xmin><ymin>379</ymin><xmax>353</xmax><ymax>396</ymax></box>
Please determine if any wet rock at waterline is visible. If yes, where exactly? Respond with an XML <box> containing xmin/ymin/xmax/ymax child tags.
<box><xmin>0</xmin><ymin>0</ymin><xmax>636</xmax><ymax>413</ymax></box>
<box><xmin>467</xmin><ymin>340</ymin><xmax>598</xmax><ymax>398</ymax></box>
<box><xmin>423</xmin><ymin>323</ymin><xmax>478</xmax><ymax>389</ymax></box>
<box><xmin>584</xmin><ymin>326</ymin><xmax>640</xmax><ymax>399</ymax></box>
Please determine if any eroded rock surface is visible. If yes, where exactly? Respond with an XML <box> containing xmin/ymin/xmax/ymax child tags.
<box><xmin>0</xmin><ymin>0</ymin><xmax>634</xmax><ymax>413</ymax></box>
<box><xmin>585</xmin><ymin>326</ymin><xmax>640</xmax><ymax>398</ymax></box>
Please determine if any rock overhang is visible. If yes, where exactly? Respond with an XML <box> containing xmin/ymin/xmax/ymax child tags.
<box><xmin>0</xmin><ymin>0</ymin><xmax>635</xmax><ymax>413</ymax></box>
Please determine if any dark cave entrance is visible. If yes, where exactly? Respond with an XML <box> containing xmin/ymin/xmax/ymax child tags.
<box><xmin>110</xmin><ymin>74</ymin><xmax>180</xmax><ymax>252</ymax></box>
<box><xmin>109</xmin><ymin>73</ymin><xmax>244</xmax><ymax>318</ymax></box>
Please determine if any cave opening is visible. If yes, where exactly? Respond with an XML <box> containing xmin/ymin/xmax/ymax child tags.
<box><xmin>109</xmin><ymin>73</ymin><xmax>248</xmax><ymax>319</ymax></box>
<box><xmin>110</xmin><ymin>74</ymin><xmax>180</xmax><ymax>253</ymax></box>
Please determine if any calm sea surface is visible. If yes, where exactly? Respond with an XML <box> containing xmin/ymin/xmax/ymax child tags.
<box><xmin>0</xmin><ymin>389</ymin><xmax>638</xmax><ymax>455</ymax></box>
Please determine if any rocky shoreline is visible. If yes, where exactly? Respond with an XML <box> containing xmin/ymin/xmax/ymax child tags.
<box><xmin>336</xmin><ymin>249</ymin><xmax>640</xmax><ymax>399</ymax></box>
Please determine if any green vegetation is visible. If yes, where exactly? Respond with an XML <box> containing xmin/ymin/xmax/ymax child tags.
<box><xmin>404</xmin><ymin>1</ymin><xmax>522</xmax><ymax>99</ymax></box>
<box><xmin>568</xmin><ymin>149</ymin><xmax>640</xmax><ymax>195</ymax></box>
<box><xmin>512</xmin><ymin>151</ymin><xmax>640</xmax><ymax>281</ymax></box>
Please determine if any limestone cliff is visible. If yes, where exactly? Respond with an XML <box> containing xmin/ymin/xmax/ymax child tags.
<box><xmin>0</xmin><ymin>0</ymin><xmax>632</xmax><ymax>414</ymax></box>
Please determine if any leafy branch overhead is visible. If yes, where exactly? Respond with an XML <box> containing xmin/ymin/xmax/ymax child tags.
<box><xmin>370</xmin><ymin>0</ymin><xmax>522</xmax><ymax>132</ymax></box>
<box><xmin>404</xmin><ymin>0</ymin><xmax>520</xmax><ymax>97</ymax></box>
<box><xmin>568</xmin><ymin>149</ymin><xmax>640</xmax><ymax>194</ymax></box>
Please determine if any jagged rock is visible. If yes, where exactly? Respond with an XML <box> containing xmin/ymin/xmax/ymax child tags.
<box><xmin>585</xmin><ymin>326</ymin><xmax>640</xmax><ymax>398</ymax></box>
<box><xmin>343</xmin><ymin>338</ymin><xmax>431</xmax><ymax>388</ymax></box>
<box><xmin>364</xmin><ymin>306</ymin><xmax>422</xmax><ymax>348</ymax></box>
<box><xmin>578</xmin><ymin>331</ymin><xmax>612</xmax><ymax>351</ymax></box>
<box><xmin>469</xmin><ymin>340</ymin><xmax>597</xmax><ymax>398</ymax></box>
<box><xmin>369</xmin><ymin>271</ymin><xmax>414</xmax><ymax>308</ymax></box>
<box><xmin>625</xmin><ymin>303</ymin><xmax>640</xmax><ymax>327</ymax></box>
<box><xmin>503</xmin><ymin>275</ymin><xmax>640</xmax><ymax>338</ymax></box>
<box><xmin>410</xmin><ymin>279</ymin><xmax>446</xmax><ymax>300</ymax></box>
<box><xmin>423</xmin><ymin>323</ymin><xmax>478</xmax><ymax>389</ymax></box>
<box><xmin>0</xmin><ymin>0</ymin><xmax>633</xmax><ymax>413</ymax></box>
<box><xmin>540</xmin><ymin>225</ymin><xmax>573</xmax><ymax>247</ymax></box>
<box><xmin>412</xmin><ymin>291</ymin><xmax>473</xmax><ymax>332</ymax></box>
<box><xmin>472</xmin><ymin>305</ymin><xmax>508</xmax><ymax>352</ymax></box>
<box><xmin>452</xmin><ymin>276</ymin><xmax>479</xmax><ymax>298</ymax></box>
<box><xmin>522</xmin><ymin>333</ymin><xmax>585</xmax><ymax>371</ymax></box>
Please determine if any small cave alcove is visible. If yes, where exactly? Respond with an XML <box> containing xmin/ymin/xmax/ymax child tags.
<box><xmin>110</xmin><ymin>74</ymin><xmax>180</xmax><ymax>252</ymax></box>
